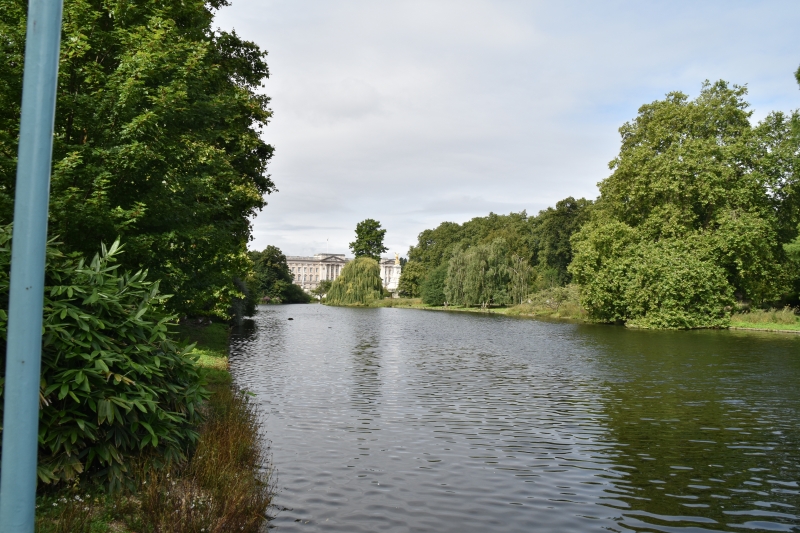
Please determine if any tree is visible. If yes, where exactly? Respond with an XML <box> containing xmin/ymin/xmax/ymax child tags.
<box><xmin>0</xmin><ymin>0</ymin><xmax>275</xmax><ymax>318</ymax></box>
<box><xmin>445</xmin><ymin>240</ymin><xmax>509</xmax><ymax>308</ymax></box>
<box><xmin>570</xmin><ymin>80</ymin><xmax>786</xmax><ymax>326</ymax></box>
<box><xmin>508</xmin><ymin>254</ymin><xmax>533</xmax><ymax>305</ymax></box>
<box><xmin>530</xmin><ymin>197</ymin><xmax>593</xmax><ymax>285</ymax></box>
<box><xmin>248</xmin><ymin>246</ymin><xmax>310</xmax><ymax>304</ymax></box>
<box><xmin>397</xmin><ymin>260</ymin><xmax>426</xmax><ymax>297</ymax></box>
<box><xmin>349</xmin><ymin>219</ymin><xmax>388</xmax><ymax>261</ymax></box>
<box><xmin>420</xmin><ymin>263</ymin><xmax>448</xmax><ymax>306</ymax></box>
<box><xmin>326</xmin><ymin>257</ymin><xmax>383</xmax><ymax>306</ymax></box>
<box><xmin>311</xmin><ymin>279</ymin><xmax>332</xmax><ymax>300</ymax></box>
<box><xmin>407</xmin><ymin>221</ymin><xmax>464</xmax><ymax>271</ymax></box>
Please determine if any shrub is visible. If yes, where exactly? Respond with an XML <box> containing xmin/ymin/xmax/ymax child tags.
<box><xmin>571</xmin><ymin>228</ymin><xmax>734</xmax><ymax>328</ymax></box>
<box><xmin>325</xmin><ymin>257</ymin><xmax>383</xmax><ymax>306</ymax></box>
<box><xmin>0</xmin><ymin>227</ymin><xmax>207</xmax><ymax>488</ymax></box>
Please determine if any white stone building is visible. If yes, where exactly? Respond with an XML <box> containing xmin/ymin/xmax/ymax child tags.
<box><xmin>286</xmin><ymin>253</ymin><xmax>402</xmax><ymax>293</ymax></box>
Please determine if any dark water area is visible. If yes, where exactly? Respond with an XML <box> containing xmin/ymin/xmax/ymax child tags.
<box><xmin>229</xmin><ymin>304</ymin><xmax>800</xmax><ymax>532</ymax></box>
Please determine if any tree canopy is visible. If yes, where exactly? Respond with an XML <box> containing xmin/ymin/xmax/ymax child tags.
<box><xmin>248</xmin><ymin>246</ymin><xmax>310</xmax><ymax>304</ymax></box>
<box><xmin>570</xmin><ymin>80</ymin><xmax>798</xmax><ymax>327</ymax></box>
<box><xmin>325</xmin><ymin>257</ymin><xmax>383</xmax><ymax>306</ymax></box>
<box><xmin>349</xmin><ymin>219</ymin><xmax>388</xmax><ymax>261</ymax></box>
<box><xmin>401</xmin><ymin>74</ymin><xmax>800</xmax><ymax>324</ymax></box>
<box><xmin>0</xmin><ymin>0</ymin><xmax>275</xmax><ymax>317</ymax></box>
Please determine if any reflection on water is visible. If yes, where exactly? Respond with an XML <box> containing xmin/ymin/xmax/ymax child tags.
<box><xmin>229</xmin><ymin>305</ymin><xmax>800</xmax><ymax>533</ymax></box>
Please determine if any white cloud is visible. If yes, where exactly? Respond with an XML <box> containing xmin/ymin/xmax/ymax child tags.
<box><xmin>215</xmin><ymin>0</ymin><xmax>800</xmax><ymax>257</ymax></box>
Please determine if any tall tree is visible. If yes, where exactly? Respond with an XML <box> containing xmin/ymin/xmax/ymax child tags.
<box><xmin>349</xmin><ymin>218</ymin><xmax>388</xmax><ymax>261</ymax></box>
<box><xmin>0</xmin><ymin>0</ymin><xmax>275</xmax><ymax>317</ymax></box>
<box><xmin>397</xmin><ymin>260</ymin><xmax>426</xmax><ymax>297</ymax></box>
<box><xmin>326</xmin><ymin>257</ymin><xmax>383</xmax><ymax>306</ymax></box>
<box><xmin>570</xmin><ymin>81</ymin><xmax>787</xmax><ymax>327</ymax></box>
<box><xmin>248</xmin><ymin>246</ymin><xmax>310</xmax><ymax>304</ymax></box>
<box><xmin>530</xmin><ymin>197</ymin><xmax>593</xmax><ymax>285</ymax></box>
<box><xmin>445</xmin><ymin>240</ymin><xmax>509</xmax><ymax>308</ymax></box>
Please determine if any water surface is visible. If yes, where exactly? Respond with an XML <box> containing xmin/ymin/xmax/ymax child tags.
<box><xmin>230</xmin><ymin>305</ymin><xmax>800</xmax><ymax>532</ymax></box>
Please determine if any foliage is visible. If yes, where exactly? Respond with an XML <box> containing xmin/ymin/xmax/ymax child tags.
<box><xmin>325</xmin><ymin>257</ymin><xmax>383</xmax><ymax>306</ymax></box>
<box><xmin>0</xmin><ymin>0</ymin><xmax>275</xmax><ymax>318</ymax></box>
<box><xmin>406</xmin><ymin>207</ymin><xmax>591</xmax><ymax>290</ymax></box>
<box><xmin>397</xmin><ymin>260</ymin><xmax>427</xmax><ymax>297</ymax></box>
<box><xmin>247</xmin><ymin>245</ymin><xmax>309</xmax><ymax>304</ymax></box>
<box><xmin>420</xmin><ymin>264</ymin><xmax>448</xmax><ymax>306</ymax></box>
<box><xmin>311</xmin><ymin>279</ymin><xmax>332</xmax><ymax>299</ymax></box>
<box><xmin>0</xmin><ymin>228</ymin><xmax>207</xmax><ymax>488</ymax></box>
<box><xmin>571</xmin><ymin>222</ymin><xmax>734</xmax><ymax>329</ymax></box>
<box><xmin>408</xmin><ymin>213</ymin><xmax>532</xmax><ymax>271</ymax></box>
<box><xmin>569</xmin><ymin>80</ymin><xmax>800</xmax><ymax>327</ymax></box>
<box><xmin>282</xmin><ymin>283</ymin><xmax>312</xmax><ymax>304</ymax></box>
<box><xmin>785</xmin><ymin>224</ymin><xmax>800</xmax><ymax>263</ymax></box>
<box><xmin>444</xmin><ymin>240</ymin><xmax>510</xmax><ymax>308</ymax></box>
<box><xmin>528</xmin><ymin>284</ymin><xmax>579</xmax><ymax>313</ymax></box>
<box><xmin>508</xmin><ymin>254</ymin><xmax>533</xmax><ymax>305</ymax></box>
<box><xmin>506</xmin><ymin>284</ymin><xmax>585</xmax><ymax>320</ymax></box>
<box><xmin>368</xmin><ymin>297</ymin><xmax>422</xmax><ymax>308</ymax></box>
<box><xmin>349</xmin><ymin>219</ymin><xmax>388</xmax><ymax>261</ymax></box>
<box><xmin>35</xmin><ymin>384</ymin><xmax>274</xmax><ymax>533</ymax></box>
<box><xmin>529</xmin><ymin>197</ymin><xmax>593</xmax><ymax>284</ymax></box>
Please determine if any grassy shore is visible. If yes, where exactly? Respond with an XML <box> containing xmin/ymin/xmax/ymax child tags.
<box><xmin>34</xmin><ymin>320</ymin><xmax>273</xmax><ymax>533</ymax></box>
<box><xmin>365</xmin><ymin>297</ymin><xmax>587</xmax><ymax>321</ymax></box>
<box><xmin>367</xmin><ymin>297</ymin><xmax>800</xmax><ymax>335</ymax></box>
<box><xmin>730</xmin><ymin>307</ymin><xmax>800</xmax><ymax>334</ymax></box>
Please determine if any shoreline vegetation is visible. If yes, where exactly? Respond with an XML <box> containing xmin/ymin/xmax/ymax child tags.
<box><xmin>34</xmin><ymin>321</ymin><xmax>274</xmax><ymax>533</ymax></box>
<box><xmin>359</xmin><ymin>297</ymin><xmax>800</xmax><ymax>335</ymax></box>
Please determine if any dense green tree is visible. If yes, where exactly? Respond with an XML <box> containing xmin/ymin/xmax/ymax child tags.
<box><xmin>248</xmin><ymin>246</ymin><xmax>310</xmax><ymax>304</ymax></box>
<box><xmin>420</xmin><ymin>263</ymin><xmax>448</xmax><ymax>306</ymax></box>
<box><xmin>570</xmin><ymin>81</ymin><xmax>789</xmax><ymax>326</ymax></box>
<box><xmin>349</xmin><ymin>219</ymin><xmax>388</xmax><ymax>261</ymax></box>
<box><xmin>397</xmin><ymin>260</ymin><xmax>426</xmax><ymax>297</ymax></box>
<box><xmin>530</xmin><ymin>197</ymin><xmax>593</xmax><ymax>284</ymax></box>
<box><xmin>0</xmin><ymin>0</ymin><xmax>275</xmax><ymax>317</ymax></box>
<box><xmin>407</xmin><ymin>213</ymin><xmax>533</xmax><ymax>271</ymax></box>
<box><xmin>407</xmin><ymin>221</ymin><xmax>464</xmax><ymax>271</ymax></box>
<box><xmin>326</xmin><ymin>257</ymin><xmax>383</xmax><ymax>306</ymax></box>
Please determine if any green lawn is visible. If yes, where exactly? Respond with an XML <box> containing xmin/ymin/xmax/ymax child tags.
<box><xmin>174</xmin><ymin>321</ymin><xmax>231</xmax><ymax>385</ymax></box>
<box><xmin>729</xmin><ymin>320</ymin><xmax>800</xmax><ymax>332</ymax></box>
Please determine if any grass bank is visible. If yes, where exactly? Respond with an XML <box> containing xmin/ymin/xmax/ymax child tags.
<box><xmin>366</xmin><ymin>295</ymin><xmax>800</xmax><ymax>335</ymax></box>
<box><xmin>730</xmin><ymin>307</ymin><xmax>800</xmax><ymax>334</ymax></box>
<box><xmin>361</xmin><ymin>294</ymin><xmax>587</xmax><ymax>321</ymax></box>
<box><xmin>34</xmin><ymin>320</ymin><xmax>274</xmax><ymax>532</ymax></box>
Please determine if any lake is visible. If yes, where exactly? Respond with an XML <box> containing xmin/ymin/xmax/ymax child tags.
<box><xmin>229</xmin><ymin>304</ymin><xmax>800</xmax><ymax>532</ymax></box>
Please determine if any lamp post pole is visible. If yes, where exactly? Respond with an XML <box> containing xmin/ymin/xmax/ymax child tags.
<box><xmin>0</xmin><ymin>0</ymin><xmax>64</xmax><ymax>531</ymax></box>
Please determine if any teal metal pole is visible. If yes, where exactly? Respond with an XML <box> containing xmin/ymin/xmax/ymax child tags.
<box><xmin>0</xmin><ymin>0</ymin><xmax>63</xmax><ymax>531</ymax></box>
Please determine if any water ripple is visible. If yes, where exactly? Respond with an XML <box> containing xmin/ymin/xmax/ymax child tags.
<box><xmin>230</xmin><ymin>305</ymin><xmax>800</xmax><ymax>532</ymax></box>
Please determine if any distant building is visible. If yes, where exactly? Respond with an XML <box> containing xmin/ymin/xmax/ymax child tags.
<box><xmin>286</xmin><ymin>253</ymin><xmax>402</xmax><ymax>293</ymax></box>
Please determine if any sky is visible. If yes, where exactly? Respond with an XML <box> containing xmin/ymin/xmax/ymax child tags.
<box><xmin>213</xmin><ymin>1</ymin><xmax>800</xmax><ymax>258</ymax></box>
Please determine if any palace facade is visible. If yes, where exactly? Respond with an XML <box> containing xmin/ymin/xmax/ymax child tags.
<box><xmin>286</xmin><ymin>253</ymin><xmax>402</xmax><ymax>293</ymax></box>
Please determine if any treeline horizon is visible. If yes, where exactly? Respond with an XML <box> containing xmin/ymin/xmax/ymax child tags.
<box><xmin>399</xmin><ymin>76</ymin><xmax>800</xmax><ymax>328</ymax></box>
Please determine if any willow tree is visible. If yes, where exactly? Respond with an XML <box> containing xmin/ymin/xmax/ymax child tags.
<box><xmin>326</xmin><ymin>257</ymin><xmax>383</xmax><ymax>306</ymax></box>
<box><xmin>445</xmin><ymin>240</ymin><xmax>509</xmax><ymax>308</ymax></box>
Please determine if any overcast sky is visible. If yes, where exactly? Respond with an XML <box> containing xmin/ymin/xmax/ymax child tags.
<box><xmin>214</xmin><ymin>1</ymin><xmax>800</xmax><ymax>258</ymax></box>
